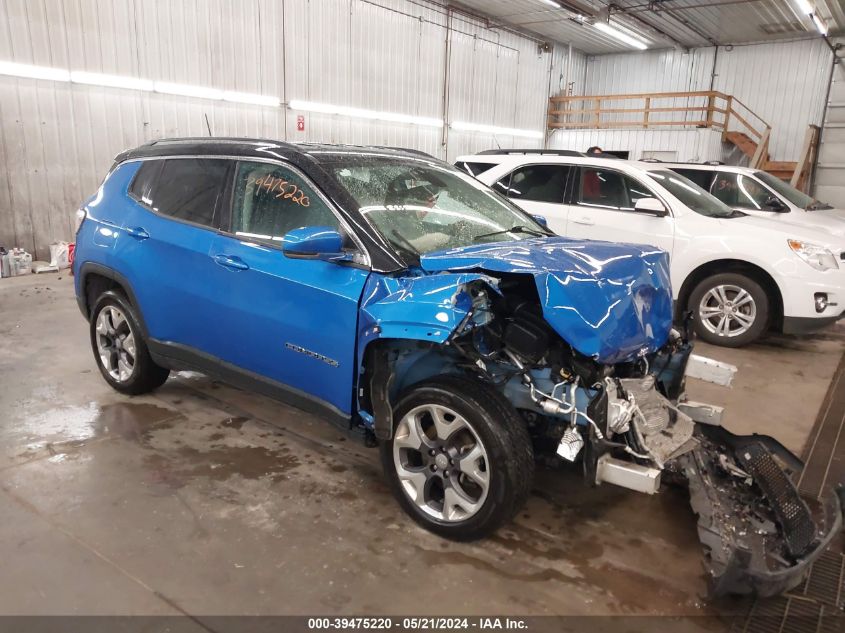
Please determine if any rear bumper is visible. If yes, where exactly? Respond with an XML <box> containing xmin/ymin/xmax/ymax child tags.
<box><xmin>782</xmin><ymin>312</ymin><xmax>845</xmax><ymax>334</ymax></box>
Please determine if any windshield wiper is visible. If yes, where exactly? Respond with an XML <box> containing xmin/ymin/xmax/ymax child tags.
<box><xmin>475</xmin><ymin>225</ymin><xmax>547</xmax><ymax>241</ymax></box>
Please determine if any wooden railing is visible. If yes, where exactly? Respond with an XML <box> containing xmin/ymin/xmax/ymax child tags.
<box><xmin>548</xmin><ymin>90</ymin><xmax>771</xmax><ymax>162</ymax></box>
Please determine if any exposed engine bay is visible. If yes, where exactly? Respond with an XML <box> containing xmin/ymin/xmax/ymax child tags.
<box><xmin>364</xmin><ymin>274</ymin><xmax>843</xmax><ymax>598</ymax></box>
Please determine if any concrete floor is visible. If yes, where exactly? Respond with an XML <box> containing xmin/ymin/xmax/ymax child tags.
<box><xmin>1</xmin><ymin>272</ymin><xmax>843</xmax><ymax>618</ymax></box>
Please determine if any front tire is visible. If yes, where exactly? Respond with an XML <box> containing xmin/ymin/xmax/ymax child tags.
<box><xmin>89</xmin><ymin>290</ymin><xmax>170</xmax><ymax>395</ymax></box>
<box><xmin>380</xmin><ymin>374</ymin><xmax>533</xmax><ymax>540</ymax></box>
<box><xmin>688</xmin><ymin>272</ymin><xmax>770</xmax><ymax>347</ymax></box>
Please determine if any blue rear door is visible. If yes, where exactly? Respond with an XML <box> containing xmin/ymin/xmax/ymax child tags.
<box><xmin>114</xmin><ymin>158</ymin><xmax>232</xmax><ymax>353</ymax></box>
<box><xmin>206</xmin><ymin>159</ymin><xmax>370</xmax><ymax>416</ymax></box>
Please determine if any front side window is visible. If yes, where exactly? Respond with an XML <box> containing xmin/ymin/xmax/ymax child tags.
<box><xmin>230</xmin><ymin>162</ymin><xmax>340</xmax><ymax>243</ymax></box>
<box><xmin>754</xmin><ymin>171</ymin><xmax>828</xmax><ymax>210</ymax></box>
<box><xmin>647</xmin><ymin>170</ymin><xmax>736</xmax><ymax>218</ymax></box>
<box><xmin>710</xmin><ymin>172</ymin><xmax>772</xmax><ymax>210</ymax></box>
<box><xmin>146</xmin><ymin>158</ymin><xmax>229</xmax><ymax>228</ymax></box>
<box><xmin>576</xmin><ymin>167</ymin><xmax>655</xmax><ymax>211</ymax></box>
<box><xmin>497</xmin><ymin>165</ymin><xmax>571</xmax><ymax>203</ymax></box>
<box><xmin>329</xmin><ymin>158</ymin><xmax>548</xmax><ymax>257</ymax></box>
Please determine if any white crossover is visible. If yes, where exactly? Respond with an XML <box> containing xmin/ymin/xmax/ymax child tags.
<box><xmin>455</xmin><ymin>151</ymin><xmax>845</xmax><ymax>347</ymax></box>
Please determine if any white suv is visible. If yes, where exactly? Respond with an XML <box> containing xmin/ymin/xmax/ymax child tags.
<box><xmin>455</xmin><ymin>152</ymin><xmax>845</xmax><ymax>347</ymax></box>
<box><xmin>659</xmin><ymin>162</ymin><xmax>845</xmax><ymax>234</ymax></box>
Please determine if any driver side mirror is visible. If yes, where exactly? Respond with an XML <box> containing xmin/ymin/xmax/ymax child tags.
<box><xmin>282</xmin><ymin>226</ymin><xmax>351</xmax><ymax>262</ymax></box>
<box><xmin>634</xmin><ymin>197</ymin><xmax>668</xmax><ymax>217</ymax></box>
<box><xmin>764</xmin><ymin>196</ymin><xmax>787</xmax><ymax>212</ymax></box>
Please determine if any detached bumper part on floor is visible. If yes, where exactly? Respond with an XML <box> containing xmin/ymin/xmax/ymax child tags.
<box><xmin>679</xmin><ymin>428</ymin><xmax>843</xmax><ymax>597</ymax></box>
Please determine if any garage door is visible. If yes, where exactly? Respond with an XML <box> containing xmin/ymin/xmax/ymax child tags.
<box><xmin>814</xmin><ymin>39</ymin><xmax>845</xmax><ymax>208</ymax></box>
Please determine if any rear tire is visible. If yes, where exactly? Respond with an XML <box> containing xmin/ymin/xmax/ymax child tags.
<box><xmin>89</xmin><ymin>290</ymin><xmax>170</xmax><ymax>395</ymax></box>
<box><xmin>688</xmin><ymin>272</ymin><xmax>769</xmax><ymax>347</ymax></box>
<box><xmin>380</xmin><ymin>374</ymin><xmax>533</xmax><ymax>540</ymax></box>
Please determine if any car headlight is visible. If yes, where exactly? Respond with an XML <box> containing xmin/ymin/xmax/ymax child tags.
<box><xmin>787</xmin><ymin>239</ymin><xmax>839</xmax><ymax>271</ymax></box>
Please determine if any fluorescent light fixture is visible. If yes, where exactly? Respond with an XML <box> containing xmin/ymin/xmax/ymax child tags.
<box><xmin>451</xmin><ymin>120</ymin><xmax>544</xmax><ymax>139</ymax></box>
<box><xmin>70</xmin><ymin>71</ymin><xmax>153</xmax><ymax>91</ymax></box>
<box><xmin>154</xmin><ymin>81</ymin><xmax>224</xmax><ymax>100</ymax></box>
<box><xmin>288</xmin><ymin>99</ymin><xmax>443</xmax><ymax>127</ymax></box>
<box><xmin>537</xmin><ymin>0</ymin><xmax>561</xmax><ymax>7</ymax></box>
<box><xmin>812</xmin><ymin>13</ymin><xmax>829</xmax><ymax>34</ymax></box>
<box><xmin>223</xmin><ymin>91</ymin><xmax>280</xmax><ymax>107</ymax></box>
<box><xmin>795</xmin><ymin>0</ymin><xmax>813</xmax><ymax>14</ymax></box>
<box><xmin>593</xmin><ymin>21</ymin><xmax>649</xmax><ymax>50</ymax></box>
<box><xmin>0</xmin><ymin>61</ymin><xmax>70</xmax><ymax>82</ymax></box>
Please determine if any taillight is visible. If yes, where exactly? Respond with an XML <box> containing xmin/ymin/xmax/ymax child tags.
<box><xmin>74</xmin><ymin>208</ymin><xmax>87</xmax><ymax>234</ymax></box>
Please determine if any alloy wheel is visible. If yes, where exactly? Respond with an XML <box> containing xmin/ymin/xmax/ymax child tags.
<box><xmin>392</xmin><ymin>404</ymin><xmax>490</xmax><ymax>522</ymax></box>
<box><xmin>698</xmin><ymin>284</ymin><xmax>757</xmax><ymax>338</ymax></box>
<box><xmin>95</xmin><ymin>306</ymin><xmax>136</xmax><ymax>382</ymax></box>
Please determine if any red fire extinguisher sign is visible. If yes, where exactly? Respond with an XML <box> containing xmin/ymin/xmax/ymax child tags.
<box><xmin>296</xmin><ymin>115</ymin><xmax>305</xmax><ymax>132</ymax></box>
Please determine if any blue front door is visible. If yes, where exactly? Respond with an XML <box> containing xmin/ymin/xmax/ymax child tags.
<box><xmin>205</xmin><ymin>159</ymin><xmax>371</xmax><ymax>416</ymax></box>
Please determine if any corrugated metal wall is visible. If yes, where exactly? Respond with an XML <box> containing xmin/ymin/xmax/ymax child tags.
<box><xmin>557</xmin><ymin>39</ymin><xmax>833</xmax><ymax>163</ymax></box>
<box><xmin>548</xmin><ymin>128</ymin><xmax>726</xmax><ymax>163</ymax></box>
<box><xmin>0</xmin><ymin>0</ymin><xmax>557</xmax><ymax>258</ymax></box>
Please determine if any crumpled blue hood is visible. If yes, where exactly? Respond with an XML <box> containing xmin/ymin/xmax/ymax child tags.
<box><xmin>419</xmin><ymin>237</ymin><xmax>673</xmax><ymax>364</ymax></box>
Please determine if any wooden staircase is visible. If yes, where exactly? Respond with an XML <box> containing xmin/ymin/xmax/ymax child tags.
<box><xmin>548</xmin><ymin>91</ymin><xmax>821</xmax><ymax>191</ymax></box>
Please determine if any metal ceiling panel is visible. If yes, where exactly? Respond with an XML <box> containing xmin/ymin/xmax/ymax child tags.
<box><xmin>455</xmin><ymin>0</ymin><xmax>842</xmax><ymax>54</ymax></box>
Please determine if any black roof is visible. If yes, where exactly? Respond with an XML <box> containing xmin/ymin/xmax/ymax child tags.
<box><xmin>115</xmin><ymin>137</ymin><xmax>438</xmax><ymax>164</ymax></box>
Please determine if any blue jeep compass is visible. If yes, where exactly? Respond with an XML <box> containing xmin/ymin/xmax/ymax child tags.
<box><xmin>73</xmin><ymin>138</ymin><xmax>841</xmax><ymax>597</ymax></box>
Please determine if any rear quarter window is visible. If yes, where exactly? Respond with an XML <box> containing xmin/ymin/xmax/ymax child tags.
<box><xmin>128</xmin><ymin>160</ymin><xmax>162</xmax><ymax>204</ymax></box>
<box><xmin>670</xmin><ymin>168</ymin><xmax>714</xmax><ymax>190</ymax></box>
<box><xmin>454</xmin><ymin>161</ymin><xmax>497</xmax><ymax>178</ymax></box>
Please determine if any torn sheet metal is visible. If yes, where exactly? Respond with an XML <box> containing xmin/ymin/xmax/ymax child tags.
<box><xmin>419</xmin><ymin>237</ymin><xmax>673</xmax><ymax>364</ymax></box>
<box><xmin>358</xmin><ymin>271</ymin><xmax>496</xmax><ymax>343</ymax></box>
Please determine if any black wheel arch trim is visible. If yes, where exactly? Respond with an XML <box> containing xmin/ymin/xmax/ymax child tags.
<box><xmin>77</xmin><ymin>262</ymin><xmax>150</xmax><ymax>338</ymax></box>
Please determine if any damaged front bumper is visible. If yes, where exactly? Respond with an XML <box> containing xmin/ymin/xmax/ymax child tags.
<box><xmin>677</xmin><ymin>427</ymin><xmax>843</xmax><ymax>597</ymax></box>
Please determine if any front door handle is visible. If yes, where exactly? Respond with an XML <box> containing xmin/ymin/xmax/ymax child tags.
<box><xmin>125</xmin><ymin>226</ymin><xmax>150</xmax><ymax>240</ymax></box>
<box><xmin>572</xmin><ymin>216</ymin><xmax>595</xmax><ymax>226</ymax></box>
<box><xmin>213</xmin><ymin>254</ymin><xmax>250</xmax><ymax>271</ymax></box>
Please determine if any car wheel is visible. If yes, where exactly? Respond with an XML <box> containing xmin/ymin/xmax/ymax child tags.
<box><xmin>380</xmin><ymin>374</ymin><xmax>533</xmax><ymax>540</ymax></box>
<box><xmin>89</xmin><ymin>290</ymin><xmax>170</xmax><ymax>395</ymax></box>
<box><xmin>688</xmin><ymin>273</ymin><xmax>769</xmax><ymax>347</ymax></box>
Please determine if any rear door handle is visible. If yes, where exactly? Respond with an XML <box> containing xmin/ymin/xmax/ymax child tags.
<box><xmin>572</xmin><ymin>216</ymin><xmax>595</xmax><ymax>226</ymax></box>
<box><xmin>125</xmin><ymin>226</ymin><xmax>150</xmax><ymax>240</ymax></box>
<box><xmin>213</xmin><ymin>254</ymin><xmax>250</xmax><ymax>271</ymax></box>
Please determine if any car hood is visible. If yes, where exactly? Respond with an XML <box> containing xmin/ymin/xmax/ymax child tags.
<box><xmin>419</xmin><ymin>237</ymin><xmax>673</xmax><ymax>364</ymax></box>
<box><xmin>741</xmin><ymin>207</ymin><xmax>845</xmax><ymax>238</ymax></box>
<box><xmin>727</xmin><ymin>213</ymin><xmax>845</xmax><ymax>249</ymax></box>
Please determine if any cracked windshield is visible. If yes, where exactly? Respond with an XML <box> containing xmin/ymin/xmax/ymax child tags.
<box><xmin>330</xmin><ymin>158</ymin><xmax>548</xmax><ymax>257</ymax></box>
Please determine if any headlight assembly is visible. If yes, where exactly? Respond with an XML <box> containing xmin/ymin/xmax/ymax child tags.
<box><xmin>787</xmin><ymin>239</ymin><xmax>839</xmax><ymax>271</ymax></box>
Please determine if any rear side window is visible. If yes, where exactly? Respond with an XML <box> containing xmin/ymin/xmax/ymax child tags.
<box><xmin>454</xmin><ymin>161</ymin><xmax>496</xmax><ymax>178</ymax></box>
<box><xmin>146</xmin><ymin>158</ymin><xmax>230</xmax><ymax>228</ymax></box>
<box><xmin>128</xmin><ymin>161</ymin><xmax>162</xmax><ymax>204</ymax></box>
<box><xmin>671</xmin><ymin>168</ymin><xmax>713</xmax><ymax>190</ymax></box>
<box><xmin>496</xmin><ymin>164</ymin><xmax>571</xmax><ymax>203</ymax></box>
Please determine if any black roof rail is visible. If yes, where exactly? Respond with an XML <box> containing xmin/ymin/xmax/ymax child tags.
<box><xmin>702</xmin><ymin>160</ymin><xmax>724</xmax><ymax>165</ymax></box>
<box><xmin>640</xmin><ymin>158</ymin><xmax>663</xmax><ymax>163</ymax></box>
<box><xmin>477</xmin><ymin>149</ymin><xmax>584</xmax><ymax>157</ymax></box>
